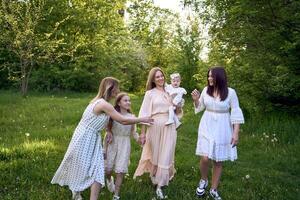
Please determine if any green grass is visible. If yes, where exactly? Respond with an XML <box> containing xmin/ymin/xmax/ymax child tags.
<box><xmin>0</xmin><ymin>91</ymin><xmax>299</xmax><ymax>200</ymax></box>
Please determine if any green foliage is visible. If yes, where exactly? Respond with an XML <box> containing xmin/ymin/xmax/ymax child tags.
<box><xmin>188</xmin><ymin>0</ymin><xmax>300</xmax><ymax>111</ymax></box>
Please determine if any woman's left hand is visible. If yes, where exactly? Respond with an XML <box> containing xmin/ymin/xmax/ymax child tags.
<box><xmin>231</xmin><ymin>132</ymin><xmax>239</xmax><ymax>147</ymax></box>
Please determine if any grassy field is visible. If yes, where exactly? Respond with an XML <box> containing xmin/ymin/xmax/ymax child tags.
<box><xmin>0</xmin><ymin>91</ymin><xmax>299</xmax><ymax>200</ymax></box>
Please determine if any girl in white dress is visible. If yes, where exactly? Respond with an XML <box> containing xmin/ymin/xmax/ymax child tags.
<box><xmin>191</xmin><ymin>67</ymin><xmax>244</xmax><ymax>200</ymax></box>
<box><xmin>51</xmin><ymin>77</ymin><xmax>153</xmax><ymax>200</ymax></box>
<box><xmin>104</xmin><ymin>92</ymin><xmax>141</xmax><ymax>200</ymax></box>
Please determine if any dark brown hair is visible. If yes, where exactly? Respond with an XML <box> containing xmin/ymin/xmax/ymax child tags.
<box><xmin>207</xmin><ymin>66</ymin><xmax>228</xmax><ymax>101</ymax></box>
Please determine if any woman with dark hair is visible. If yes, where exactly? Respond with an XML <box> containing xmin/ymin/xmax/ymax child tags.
<box><xmin>51</xmin><ymin>77</ymin><xmax>153</xmax><ymax>200</ymax></box>
<box><xmin>191</xmin><ymin>67</ymin><xmax>244</xmax><ymax>200</ymax></box>
<box><xmin>134</xmin><ymin>67</ymin><xmax>181</xmax><ymax>199</ymax></box>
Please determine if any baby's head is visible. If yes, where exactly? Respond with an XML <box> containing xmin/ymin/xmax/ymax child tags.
<box><xmin>170</xmin><ymin>73</ymin><xmax>181</xmax><ymax>88</ymax></box>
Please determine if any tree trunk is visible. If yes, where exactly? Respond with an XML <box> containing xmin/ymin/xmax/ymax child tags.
<box><xmin>21</xmin><ymin>59</ymin><xmax>30</xmax><ymax>97</ymax></box>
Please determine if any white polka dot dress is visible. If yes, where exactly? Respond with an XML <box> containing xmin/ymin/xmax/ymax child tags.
<box><xmin>51</xmin><ymin>99</ymin><xmax>109</xmax><ymax>192</ymax></box>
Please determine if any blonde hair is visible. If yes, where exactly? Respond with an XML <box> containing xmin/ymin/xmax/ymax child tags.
<box><xmin>170</xmin><ymin>72</ymin><xmax>181</xmax><ymax>80</ymax></box>
<box><xmin>91</xmin><ymin>77</ymin><xmax>120</xmax><ymax>102</ymax></box>
<box><xmin>146</xmin><ymin>67</ymin><xmax>166</xmax><ymax>91</ymax></box>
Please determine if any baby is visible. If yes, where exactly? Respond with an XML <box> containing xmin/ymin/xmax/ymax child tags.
<box><xmin>165</xmin><ymin>73</ymin><xmax>187</xmax><ymax>128</ymax></box>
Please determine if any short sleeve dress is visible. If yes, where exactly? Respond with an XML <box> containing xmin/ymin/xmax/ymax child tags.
<box><xmin>105</xmin><ymin>113</ymin><xmax>139</xmax><ymax>173</ymax></box>
<box><xmin>51</xmin><ymin>99</ymin><xmax>109</xmax><ymax>192</ymax></box>
<box><xmin>194</xmin><ymin>87</ymin><xmax>244</xmax><ymax>161</ymax></box>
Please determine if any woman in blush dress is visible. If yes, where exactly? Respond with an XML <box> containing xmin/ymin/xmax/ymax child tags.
<box><xmin>134</xmin><ymin>67</ymin><xmax>182</xmax><ymax>199</ymax></box>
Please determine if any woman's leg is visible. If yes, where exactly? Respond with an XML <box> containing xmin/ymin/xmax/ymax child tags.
<box><xmin>114</xmin><ymin>173</ymin><xmax>124</xmax><ymax>196</ymax></box>
<box><xmin>200</xmin><ymin>156</ymin><xmax>209</xmax><ymax>180</ymax></box>
<box><xmin>90</xmin><ymin>181</ymin><xmax>101</xmax><ymax>200</ymax></box>
<box><xmin>211</xmin><ymin>161</ymin><xmax>223</xmax><ymax>190</ymax></box>
<box><xmin>106</xmin><ymin>169</ymin><xmax>113</xmax><ymax>180</ymax></box>
<box><xmin>156</xmin><ymin>185</ymin><xmax>165</xmax><ymax>199</ymax></box>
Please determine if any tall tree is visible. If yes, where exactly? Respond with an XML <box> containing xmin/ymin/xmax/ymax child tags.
<box><xmin>187</xmin><ymin>0</ymin><xmax>300</xmax><ymax>110</ymax></box>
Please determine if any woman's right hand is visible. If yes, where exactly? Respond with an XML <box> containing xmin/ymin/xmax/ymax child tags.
<box><xmin>191</xmin><ymin>89</ymin><xmax>200</xmax><ymax>102</ymax></box>
<box><xmin>140</xmin><ymin>116</ymin><xmax>154</xmax><ymax>125</ymax></box>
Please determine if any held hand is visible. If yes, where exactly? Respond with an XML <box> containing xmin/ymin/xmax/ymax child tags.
<box><xmin>191</xmin><ymin>89</ymin><xmax>200</xmax><ymax>102</ymax></box>
<box><xmin>106</xmin><ymin>132</ymin><xmax>113</xmax><ymax>144</ymax></box>
<box><xmin>139</xmin><ymin>133</ymin><xmax>146</xmax><ymax>146</ymax></box>
<box><xmin>231</xmin><ymin>132</ymin><xmax>239</xmax><ymax>148</ymax></box>
<box><xmin>171</xmin><ymin>93</ymin><xmax>177</xmax><ymax>99</ymax></box>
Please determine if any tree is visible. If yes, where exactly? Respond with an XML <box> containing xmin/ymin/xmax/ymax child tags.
<box><xmin>187</xmin><ymin>0</ymin><xmax>300</xmax><ymax>110</ymax></box>
<box><xmin>0</xmin><ymin>0</ymin><xmax>70</xmax><ymax>96</ymax></box>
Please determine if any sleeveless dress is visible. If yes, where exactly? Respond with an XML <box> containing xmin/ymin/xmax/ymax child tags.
<box><xmin>51</xmin><ymin>99</ymin><xmax>109</xmax><ymax>192</ymax></box>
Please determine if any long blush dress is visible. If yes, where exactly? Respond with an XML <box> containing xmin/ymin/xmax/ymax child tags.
<box><xmin>134</xmin><ymin>88</ymin><xmax>177</xmax><ymax>186</ymax></box>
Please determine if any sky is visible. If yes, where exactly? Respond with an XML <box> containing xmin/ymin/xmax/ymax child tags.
<box><xmin>153</xmin><ymin>0</ymin><xmax>183</xmax><ymax>13</ymax></box>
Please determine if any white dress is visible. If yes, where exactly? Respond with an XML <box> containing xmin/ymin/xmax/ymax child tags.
<box><xmin>51</xmin><ymin>99</ymin><xmax>109</xmax><ymax>192</ymax></box>
<box><xmin>105</xmin><ymin>113</ymin><xmax>139</xmax><ymax>173</ymax></box>
<box><xmin>194</xmin><ymin>87</ymin><xmax>244</xmax><ymax>161</ymax></box>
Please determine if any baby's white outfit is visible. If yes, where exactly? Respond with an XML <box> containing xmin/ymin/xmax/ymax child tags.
<box><xmin>165</xmin><ymin>84</ymin><xmax>187</xmax><ymax>127</ymax></box>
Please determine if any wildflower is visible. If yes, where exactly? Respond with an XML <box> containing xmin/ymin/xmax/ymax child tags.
<box><xmin>25</xmin><ymin>133</ymin><xmax>30</xmax><ymax>137</ymax></box>
<box><xmin>245</xmin><ymin>174</ymin><xmax>250</xmax><ymax>179</ymax></box>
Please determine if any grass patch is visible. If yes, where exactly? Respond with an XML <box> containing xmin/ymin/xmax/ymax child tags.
<box><xmin>0</xmin><ymin>91</ymin><xmax>299</xmax><ymax>199</ymax></box>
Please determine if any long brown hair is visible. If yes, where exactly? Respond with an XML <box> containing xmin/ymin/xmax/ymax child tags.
<box><xmin>114</xmin><ymin>92</ymin><xmax>131</xmax><ymax>113</ymax></box>
<box><xmin>207</xmin><ymin>66</ymin><xmax>228</xmax><ymax>101</ymax></box>
<box><xmin>91</xmin><ymin>77</ymin><xmax>119</xmax><ymax>102</ymax></box>
<box><xmin>145</xmin><ymin>67</ymin><xmax>166</xmax><ymax>91</ymax></box>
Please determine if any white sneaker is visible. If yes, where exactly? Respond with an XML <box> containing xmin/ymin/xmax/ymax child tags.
<box><xmin>112</xmin><ymin>195</ymin><xmax>120</xmax><ymax>200</ymax></box>
<box><xmin>72</xmin><ymin>191</ymin><xmax>82</xmax><ymax>200</ymax></box>
<box><xmin>106</xmin><ymin>177</ymin><xmax>115</xmax><ymax>193</ymax></box>
<box><xmin>156</xmin><ymin>188</ymin><xmax>165</xmax><ymax>199</ymax></box>
<box><xmin>196</xmin><ymin>179</ymin><xmax>208</xmax><ymax>197</ymax></box>
<box><xmin>209</xmin><ymin>189</ymin><xmax>222</xmax><ymax>200</ymax></box>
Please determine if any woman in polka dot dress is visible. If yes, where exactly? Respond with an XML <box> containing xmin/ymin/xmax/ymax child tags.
<box><xmin>51</xmin><ymin>77</ymin><xmax>153</xmax><ymax>200</ymax></box>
